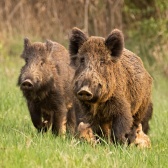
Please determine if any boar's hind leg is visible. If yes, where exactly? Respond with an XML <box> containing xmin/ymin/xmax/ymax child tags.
<box><xmin>141</xmin><ymin>102</ymin><xmax>153</xmax><ymax>134</ymax></box>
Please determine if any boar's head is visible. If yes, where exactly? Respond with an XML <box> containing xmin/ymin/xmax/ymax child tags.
<box><xmin>18</xmin><ymin>38</ymin><xmax>55</xmax><ymax>100</ymax></box>
<box><xmin>69</xmin><ymin>27</ymin><xmax>124</xmax><ymax>104</ymax></box>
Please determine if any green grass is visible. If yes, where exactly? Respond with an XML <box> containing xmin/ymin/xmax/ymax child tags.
<box><xmin>0</xmin><ymin>56</ymin><xmax>168</xmax><ymax>168</ymax></box>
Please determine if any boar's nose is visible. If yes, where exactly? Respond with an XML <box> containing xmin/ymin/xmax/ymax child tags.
<box><xmin>77</xmin><ymin>86</ymin><xmax>93</xmax><ymax>101</ymax></box>
<box><xmin>21</xmin><ymin>79</ymin><xmax>34</xmax><ymax>90</ymax></box>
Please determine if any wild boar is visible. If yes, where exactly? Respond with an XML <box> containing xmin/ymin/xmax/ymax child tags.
<box><xmin>131</xmin><ymin>123</ymin><xmax>151</xmax><ymax>148</ymax></box>
<box><xmin>18</xmin><ymin>38</ymin><xmax>76</xmax><ymax>135</ymax></box>
<box><xmin>69</xmin><ymin>27</ymin><xmax>153</xmax><ymax>145</ymax></box>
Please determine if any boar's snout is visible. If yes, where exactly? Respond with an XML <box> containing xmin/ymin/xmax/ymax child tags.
<box><xmin>21</xmin><ymin>79</ymin><xmax>34</xmax><ymax>90</ymax></box>
<box><xmin>77</xmin><ymin>86</ymin><xmax>93</xmax><ymax>101</ymax></box>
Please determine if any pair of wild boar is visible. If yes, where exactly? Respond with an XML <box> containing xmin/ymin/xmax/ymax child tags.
<box><xmin>18</xmin><ymin>28</ymin><xmax>153</xmax><ymax>147</ymax></box>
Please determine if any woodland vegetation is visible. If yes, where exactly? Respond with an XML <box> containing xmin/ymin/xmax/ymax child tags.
<box><xmin>0</xmin><ymin>0</ymin><xmax>168</xmax><ymax>74</ymax></box>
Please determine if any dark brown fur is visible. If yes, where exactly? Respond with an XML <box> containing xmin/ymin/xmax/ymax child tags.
<box><xmin>18</xmin><ymin>38</ymin><xmax>76</xmax><ymax>135</ymax></box>
<box><xmin>69</xmin><ymin>27</ymin><xmax>153</xmax><ymax>144</ymax></box>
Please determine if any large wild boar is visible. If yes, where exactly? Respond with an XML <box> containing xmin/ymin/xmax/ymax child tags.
<box><xmin>18</xmin><ymin>38</ymin><xmax>75</xmax><ymax>135</ymax></box>
<box><xmin>69</xmin><ymin>27</ymin><xmax>153</xmax><ymax>145</ymax></box>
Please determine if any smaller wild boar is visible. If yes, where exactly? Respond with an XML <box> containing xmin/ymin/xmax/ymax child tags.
<box><xmin>18</xmin><ymin>38</ymin><xmax>75</xmax><ymax>135</ymax></box>
<box><xmin>131</xmin><ymin>123</ymin><xmax>151</xmax><ymax>148</ymax></box>
<box><xmin>69</xmin><ymin>27</ymin><xmax>153</xmax><ymax>145</ymax></box>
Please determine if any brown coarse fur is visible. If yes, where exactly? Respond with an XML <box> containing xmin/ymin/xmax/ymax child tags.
<box><xmin>18</xmin><ymin>38</ymin><xmax>76</xmax><ymax>135</ymax></box>
<box><xmin>69</xmin><ymin>27</ymin><xmax>153</xmax><ymax>145</ymax></box>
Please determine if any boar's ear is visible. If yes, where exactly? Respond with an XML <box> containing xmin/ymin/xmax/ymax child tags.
<box><xmin>24</xmin><ymin>37</ymin><xmax>31</xmax><ymax>50</ymax></box>
<box><xmin>105</xmin><ymin>29</ymin><xmax>124</xmax><ymax>62</ymax></box>
<box><xmin>46</xmin><ymin>40</ymin><xmax>53</xmax><ymax>53</ymax></box>
<box><xmin>69</xmin><ymin>27</ymin><xmax>88</xmax><ymax>56</ymax></box>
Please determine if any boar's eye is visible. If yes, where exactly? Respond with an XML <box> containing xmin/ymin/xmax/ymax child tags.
<box><xmin>25</xmin><ymin>58</ymin><xmax>28</xmax><ymax>64</ymax></box>
<box><xmin>40</xmin><ymin>60</ymin><xmax>44</xmax><ymax>66</ymax></box>
<box><xmin>100</xmin><ymin>59</ymin><xmax>105</xmax><ymax>65</ymax></box>
<box><xmin>136</xmin><ymin>130</ymin><xmax>140</xmax><ymax>134</ymax></box>
<box><xmin>80</xmin><ymin>57</ymin><xmax>85</xmax><ymax>64</ymax></box>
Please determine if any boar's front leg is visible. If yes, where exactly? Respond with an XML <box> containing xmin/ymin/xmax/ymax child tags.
<box><xmin>66</xmin><ymin>107</ymin><xmax>76</xmax><ymax>135</ymax></box>
<box><xmin>111</xmin><ymin>98</ymin><xmax>133</xmax><ymax>144</ymax></box>
<box><xmin>52</xmin><ymin>104</ymin><xmax>67</xmax><ymax>136</ymax></box>
<box><xmin>28</xmin><ymin>102</ymin><xmax>44</xmax><ymax>132</ymax></box>
<box><xmin>112</xmin><ymin>112</ymin><xmax>133</xmax><ymax>144</ymax></box>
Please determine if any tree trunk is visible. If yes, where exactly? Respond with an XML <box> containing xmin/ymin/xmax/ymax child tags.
<box><xmin>106</xmin><ymin>0</ymin><xmax>123</xmax><ymax>34</ymax></box>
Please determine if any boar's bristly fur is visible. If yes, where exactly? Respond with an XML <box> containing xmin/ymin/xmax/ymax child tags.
<box><xmin>18</xmin><ymin>38</ymin><xmax>76</xmax><ymax>135</ymax></box>
<box><xmin>69</xmin><ymin>27</ymin><xmax>153</xmax><ymax>145</ymax></box>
